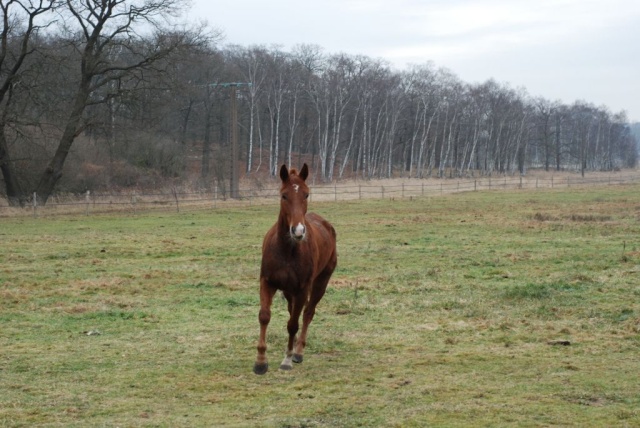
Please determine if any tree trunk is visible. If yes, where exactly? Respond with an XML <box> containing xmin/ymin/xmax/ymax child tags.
<box><xmin>35</xmin><ymin>80</ymin><xmax>91</xmax><ymax>204</ymax></box>
<box><xmin>201</xmin><ymin>105</ymin><xmax>213</xmax><ymax>183</ymax></box>
<box><xmin>0</xmin><ymin>129</ymin><xmax>26</xmax><ymax>206</ymax></box>
<box><xmin>555</xmin><ymin>116</ymin><xmax>562</xmax><ymax>171</ymax></box>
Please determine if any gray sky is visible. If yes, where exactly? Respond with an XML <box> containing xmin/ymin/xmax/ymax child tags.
<box><xmin>188</xmin><ymin>0</ymin><xmax>640</xmax><ymax>122</ymax></box>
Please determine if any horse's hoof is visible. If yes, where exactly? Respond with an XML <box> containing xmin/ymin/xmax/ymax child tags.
<box><xmin>279</xmin><ymin>363</ymin><xmax>293</xmax><ymax>371</ymax></box>
<box><xmin>292</xmin><ymin>354</ymin><xmax>303</xmax><ymax>364</ymax></box>
<box><xmin>253</xmin><ymin>362</ymin><xmax>268</xmax><ymax>375</ymax></box>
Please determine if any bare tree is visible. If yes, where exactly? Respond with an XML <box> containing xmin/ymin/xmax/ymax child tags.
<box><xmin>34</xmin><ymin>0</ymin><xmax>208</xmax><ymax>204</ymax></box>
<box><xmin>0</xmin><ymin>0</ymin><xmax>57</xmax><ymax>206</ymax></box>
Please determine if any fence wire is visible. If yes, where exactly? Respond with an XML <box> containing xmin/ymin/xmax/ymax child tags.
<box><xmin>2</xmin><ymin>172</ymin><xmax>640</xmax><ymax>218</ymax></box>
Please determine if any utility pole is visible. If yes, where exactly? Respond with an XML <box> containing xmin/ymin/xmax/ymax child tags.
<box><xmin>210</xmin><ymin>82</ymin><xmax>251</xmax><ymax>199</ymax></box>
<box><xmin>230</xmin><ymin>84</ymin><xmax>239</xmax><ymax>199</ymax></box>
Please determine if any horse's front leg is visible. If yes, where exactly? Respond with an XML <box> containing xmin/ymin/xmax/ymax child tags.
<box><xmin>254</xmin><ymin>279</ymin><xmax>276</xmax><ymax>375</ymax></box>
<box><xmin>280</xmin><ymin>294</ymin><xmax>305</xmax><ymax>371</ymax></box>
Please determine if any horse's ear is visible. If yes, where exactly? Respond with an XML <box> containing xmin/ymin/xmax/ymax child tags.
<box><xmin>279</xmin><ymin>164</ymin><xmax>289</xmax><ymax>182</ymax></box>
<box><xmin>300</xmin><ymin>163</ymin><xmax>309</xmax><ymax>181</ymax></box>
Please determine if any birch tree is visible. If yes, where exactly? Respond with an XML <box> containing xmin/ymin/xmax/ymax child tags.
<box><xmin>231</xmin><ymin>45</ymin><xmax>268</xmax><ymax>173</ymax></box>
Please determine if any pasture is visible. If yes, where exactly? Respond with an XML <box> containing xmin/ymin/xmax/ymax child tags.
<box><xmin>1</xmin><ymin>184</ymin><xmax>639</xmax><ymax>427</ymax></box>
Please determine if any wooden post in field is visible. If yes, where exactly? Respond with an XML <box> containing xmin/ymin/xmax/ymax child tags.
<box><xmin>85</xmin><ymin>190</ymin><xmax>90</xmax><ymax>216</ymax></box>
<box><xmin>382</xmin><ymin>186</ymin><xmax>385</xmax><ymax>199</ymax></box>
<box><xmin>334</xmin><ymin>183</ymin><xmax>337</xmax><ymax>202</ymax></box>
<box><xmin>359</xmin><ymin>185</ymin><xmax>362</xmax><ymax>200</ymax></box>
<box><xmin>173</xmin><ymin>187</ymin><xmax>180</xmax><ymax>213</ymax></box>
<box><xmin>208</xmin><ymin>82</ymin><xmax>251</xmax><ymax>199</ymax></box>
<box><xmin>33</xmin><ymin>192</ymin><xmax>37</xmax><ymax>218</ymax></box>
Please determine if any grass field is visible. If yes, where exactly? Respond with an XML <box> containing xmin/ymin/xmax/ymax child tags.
<box><xmin>1</xmin><ymin>184</ymin><xmax>639</xmax><ymax>427</ymax></box>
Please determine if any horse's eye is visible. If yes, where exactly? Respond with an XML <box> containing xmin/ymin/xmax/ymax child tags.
<box><xmin>304</xmin><ymin>193</ymin><xmax>309</xmax><ymax>199</ymax></box>
<box><xmin>282</xmin><ymin>194</ymin><xmax>287</xmax><ymax>201</ymax></box>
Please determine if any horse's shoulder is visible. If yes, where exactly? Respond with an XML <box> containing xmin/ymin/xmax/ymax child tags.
<box><xmin>307</xmin><ymin>212</ymin><xmax>336</xmax><ymax>238</ymax></box>
<box><xmin>306</xmin><ymin>212</ymin><xmax>329</xmax><ymax>227</ymax></box>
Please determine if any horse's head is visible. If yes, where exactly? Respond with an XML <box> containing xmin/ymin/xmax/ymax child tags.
<box><xmin>279</xmin><ymin>163</ymin><xmax>310</xmax><ymax>242</ymax></box>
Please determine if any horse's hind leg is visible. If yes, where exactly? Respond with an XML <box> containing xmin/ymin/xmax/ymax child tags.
<box><xmin>280</xmin><ymin>294</ymin><xmax>304</xmax><ymax>370</ymax></box>
<box><xmin>254</xmin><ymin>279</ymin><xmax>276</xmax><ymax>375</ymax></box>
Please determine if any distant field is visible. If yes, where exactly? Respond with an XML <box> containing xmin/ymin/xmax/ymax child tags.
<box><xmin>1</xmin><ymin>184</ymin><xmax>639</xmax><ymax>426</ymax></box>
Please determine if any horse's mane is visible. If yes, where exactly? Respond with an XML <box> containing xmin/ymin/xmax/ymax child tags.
<box><xmin>288</xmin><ymin>168</ymin><xmax>299</xmax><ymax>176</ymax></box>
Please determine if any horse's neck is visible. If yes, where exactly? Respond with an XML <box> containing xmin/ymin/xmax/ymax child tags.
<box><xmin>276</xmin><ymin>213</ymin><xmax>294</xmax><ymax>247</ymax></box>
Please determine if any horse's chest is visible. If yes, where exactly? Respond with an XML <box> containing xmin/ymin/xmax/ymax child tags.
<box><xmin>263</xmin><ymin>254</ymin><xmax>314</xmax><ymax>291</ymax></box>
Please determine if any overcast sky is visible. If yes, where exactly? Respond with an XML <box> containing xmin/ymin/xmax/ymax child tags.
<box><xmin>187</xmin><ymin>0</ymin><xmax>640</xmax><ymax>122</ymax></box>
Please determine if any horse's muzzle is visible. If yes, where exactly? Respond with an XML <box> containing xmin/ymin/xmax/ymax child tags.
<box><xmin>290</xmin><ymin>223</ymin><xmax>306</xmax><ymax>241</ymax></box>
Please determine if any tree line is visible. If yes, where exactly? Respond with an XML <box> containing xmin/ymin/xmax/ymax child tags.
<box><xmin>1</xmin><ymin>0</ymin><xmax>637</xmax><ymax>206</ymax></box>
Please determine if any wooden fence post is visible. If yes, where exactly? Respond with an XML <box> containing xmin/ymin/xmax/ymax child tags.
<box><xmin>132</xmin><ymin>192</ymin><xmax>137</xmax><ymax>215</ymax></box>
<box><xmin>173</xmin><ymin>187</ymin><xmax>180</xmax><ymax>213</ymax></box>
<box><xmin>85</xmin><ymin>190</ymin><xmax>90</xmax><ymax>216</ymax></box>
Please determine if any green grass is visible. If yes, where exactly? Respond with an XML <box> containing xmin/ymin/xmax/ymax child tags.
<box><xmin>1</xmin><ymin>185</ymin><xmax>640</xmax><ymax>426</ymax></box>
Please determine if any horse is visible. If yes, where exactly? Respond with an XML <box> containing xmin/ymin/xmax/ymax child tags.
<box><xmin>253</xmin><ymin>163</ymin><xmax>337</xmax><ymax>375</ymax></box>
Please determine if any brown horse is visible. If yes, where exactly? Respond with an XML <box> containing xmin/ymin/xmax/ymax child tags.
<box><xmin>253</xmin><ymin>163</ymin><xmax>337</xmax><ymax>375</ymax></box>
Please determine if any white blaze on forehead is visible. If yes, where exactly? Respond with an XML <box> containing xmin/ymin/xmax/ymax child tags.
<box><xmin>293</xmin><ymin>184</ymin><xmax>299</xmax><ymax>193</ymax></box>
<box><xmin>293</xmin><ymin>222</ymin><xmax>305</xmax><ymax>237</ymax></box>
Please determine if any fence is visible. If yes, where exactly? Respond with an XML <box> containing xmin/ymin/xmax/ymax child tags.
<box><xmin>2</xmin><ymin>171</ymin><xmax>640</xmax><ymax>218</ymax></box>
